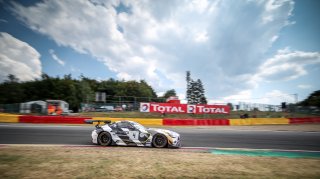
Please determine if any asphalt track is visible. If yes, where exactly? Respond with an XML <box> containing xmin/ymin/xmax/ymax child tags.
<box><xmin>1</xmin><ymin>123</ymin><xmax>320</xmax><ymax>151</ymax></box>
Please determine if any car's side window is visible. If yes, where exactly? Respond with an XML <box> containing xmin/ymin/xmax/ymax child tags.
<box><xmin>117</xmin><ymin>122</ymin><xmax>133</xmax><ymax>129</ymax></box>
<box><xmin>110</xmin><ymin>123</ymin><xmax>117</xmax><ymax>129</ymax></box>
<box><xmin>117</xmin><ymin>122</ymin><xmax>125</xmax><ymax>128</ymax></box>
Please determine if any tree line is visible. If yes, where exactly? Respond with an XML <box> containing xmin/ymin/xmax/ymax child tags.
<box><xmin>3</xmin><ymin>72</ymin><xmax>316</xmax><ymax>112</ymax></box>
<box><xmin>0</xmin><ymin>74</ymin><xmax>173</xmax><ymax>111</ymax></box>
<box><xmin>297</xmin><ymin>90</ymin><xmax>320</xmax><ymax>108</ymax></box>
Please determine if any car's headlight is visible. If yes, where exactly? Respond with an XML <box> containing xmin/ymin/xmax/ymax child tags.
<box><xmin>166</xmin><ymin>132</ymin><xmax>178</xmax><ymax>138</ymax></box>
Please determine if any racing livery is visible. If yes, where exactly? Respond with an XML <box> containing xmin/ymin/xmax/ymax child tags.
<box><xmin>85</xmin><ymin>120</ymin><xmax>181</xmax><ymax>148</ymax></box>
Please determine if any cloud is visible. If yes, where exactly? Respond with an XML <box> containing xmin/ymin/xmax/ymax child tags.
<box><xmin>0</xmin><ymin>19</ymin><xmax>8</xmax><ymax>23</ymax></box>
<box><xmin>222</xmin><ymin>90</ymin><xmax>253</xmax><ymax>103</ymax></box>
<box><xmin>0</xmin><ymin>32</ymin><xmax>42</xmax><ymax>82</ymax></box>
<box><xmin>298</xmin><ymin>84</ymin><xmax>312</xmax><ymax>89</ymax></box>
<box><xmin>221</xmin><ymin>89</ymin><xmax>295</xmax><ymax>105</ymax></box>
<box><xmin>70</xmin><ymin>66</ymin><xmax>80</xmax><ymax>72</ymax></box>
<box><xmin>221</xmin><ymin>48</ymin><xmax>320</xmax><ymax>104</ymax></box>
<box><xmin>255</xmin><ymin>49</ymin><xmax>320</xmax><ymax>82</ymax></box>
<box><xmin>49</xmin><ymin>49</ymin><xmax>65</xmax><ymax>66</ymax></box>
<box><xmin>264</xmin><ymin>90</ymin><xmax>295</xmax><ymax>103</ymax></box>
<box><xmin>11</xmin><ymin>0</ymin><xmax>299</xmax><ymax>97</ymax></box>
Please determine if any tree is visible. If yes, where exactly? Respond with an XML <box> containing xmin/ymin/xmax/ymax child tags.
<box><xmin>0</xmin><ymin>74</ymin><xmax>160</xmax><ymax>111</ymax></box>
<box><xmin>186</xmin><ymin>71</ymin><xmax>191</xmax><ymax>82</ymax></box>
<box><xmin>298</xmin><ymin>90</ymin><xmax>320</xmax><ymax>107</ymax></box>
<box><xmin>188</xmin><ymin>80</ymin><xmax>197</xmax><ymax>104</ymax></box>
<box><xmin>162</xmin><ymin>89</ymin><xmax>177</xmax><ymax>99</ymax></box>
<box><xmin>6</xmin><ymin>74</ymin><xmax>19</xmax><ymax>83</ymax></box>
<box><xmin>193</xmin><ymin>80</ymin><xmax>201</xmax><ymax>104</ymax></box>
<box><xmin>197</xmin><ymin>79</ymin><xmax>207</xmax><ymax>104</ymax></box>
<box><xmin>186</xmin><ymin>71</ymin><xmax>192</xmax><ymax>103</ymax></box>
<box><xmin>0</xmin><ymin>75</ymin><xmax>24</xmax><ymax>103</ymax></box>
<box><xmin>227</xmin><ymin>103</ymin><xmax>234</xmax><ymax>111</ymax></box>
<box><xmin>186</xmin><ymin>71</ymin><xmax>207</xmax><ymax>104</ymax></box>
<box><xmin>79</xmin><ymin>79</ymin><xmax>94</xmax><ymax>103</ymax></box>
<box><xmin>138</xmin><ymin>80</ymin><xmax>157</xmax><ymax>98</ymax></box>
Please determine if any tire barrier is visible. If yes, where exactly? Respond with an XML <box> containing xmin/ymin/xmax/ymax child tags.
<box><xmin>163</xmin><ymin>118</ymin><xmax>230</xmax><ymax>126</ymax></box>
<box><xmin>229</xmin><ymin>118</ymin><xmax>289</xmax><ymax>126</ymax></box>
<box><xmin>289</xmin><ymin>117</ymin><xmax>320</xmax><ymax>124</ymax></box>
<box><xmin>0</xmin><ymin>113</ymin><xmax>20</xmax><ymax>123</ymax></box>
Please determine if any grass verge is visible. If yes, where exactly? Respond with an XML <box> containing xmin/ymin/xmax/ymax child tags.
<box><xmin>1</xmin><ymin>146</ymin><xmax>320</xmax><ymax>178</ymax></box>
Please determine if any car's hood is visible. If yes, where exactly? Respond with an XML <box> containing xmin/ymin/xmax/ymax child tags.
<box><xmin>147</xmin><ymin>128</ymin><xmax>180</xmax><ymax>138</ymax></box>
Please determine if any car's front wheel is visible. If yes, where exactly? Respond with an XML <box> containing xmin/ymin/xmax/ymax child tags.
<box><xmin>152</xmin><ymin>134</ymin><xmax>168</xmax><ymax>148</ymax></box>
<box><xmin>98</xmin><ymin>132</ymin><xmax>112</xmax><ymax>146</ymax></box>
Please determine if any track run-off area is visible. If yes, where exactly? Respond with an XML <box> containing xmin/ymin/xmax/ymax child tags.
<box><xmin>1</xmin><ymin>123</ymin><xmax>320</xmax><ymax>151</ymax></box>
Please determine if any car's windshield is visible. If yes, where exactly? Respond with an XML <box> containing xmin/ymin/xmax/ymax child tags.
<box><xmin>132</xmin><ymin>122</ymin><xmax>146</xmax><ymax>130</ymax></box>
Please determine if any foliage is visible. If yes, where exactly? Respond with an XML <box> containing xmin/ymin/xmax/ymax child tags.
<box><xmin>162</xmin><ymin>89</ymin><xmax>177</xmax><ymax>99</ymax></box>
<box><xmin>197</xmin><ymin>79</ymin><xmax>207</xmax><ymax>104</ymax></box>
<box><xmin>186</xmin><ymin>71</ymin><xmax>207</xmax><ymax>104</ymax></box>
<box><xmin>0</xmin><ymin>74</ymin><xmax>159</xmax><ymax>111</ymax></box>
<box><xmin>298</xmin><ymin>90</ymin><xmax>320</xmax><ymax>107</ymax></box>
<box><xmin>227</xmin><ymin>103</ymin><xmax>234</xmax><ymax>111</ymax></box>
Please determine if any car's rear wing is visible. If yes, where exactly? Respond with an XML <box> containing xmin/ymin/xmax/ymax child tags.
<box><xmin>84</xmin><ymin>119</ymin><xmax>111</xmax><ymax>125</ymax></box>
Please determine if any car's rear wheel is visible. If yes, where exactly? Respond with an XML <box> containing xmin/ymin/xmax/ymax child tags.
<box><xmin>152</xmin><ymin>134</ymin><xmax>168</xmax><ymax>148</ymax></box>
<box><xmin>98</xmin><ymin>132</ymin><xmax>112</xmax><ymax>146</ymax></box>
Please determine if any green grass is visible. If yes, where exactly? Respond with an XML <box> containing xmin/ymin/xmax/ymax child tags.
<box><xmin>1</xmin><ymin>146</ymin><xmax>320</xmax><ymax>179</ymax></box>
<box><xmin>211</xmin><ymin>149</ymin><xmax>320</xmax><ymax>158</ymax></box>
<box><xmin>0</xmin><ymin>154</ymin><xmax>22</xmax><ymax>162</ymax></box>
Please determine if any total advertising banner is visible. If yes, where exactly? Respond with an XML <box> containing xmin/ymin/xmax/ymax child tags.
<box><xmin>140</xmin><ymin>103</ymin><xmax>230</xmax><ymax>114</ymax></box>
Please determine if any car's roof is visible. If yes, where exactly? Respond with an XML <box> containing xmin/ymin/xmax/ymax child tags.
<box><xmin>114</xmin><ymin>120</ymin><xmax>138</xmax><ymax>124</ymax></box>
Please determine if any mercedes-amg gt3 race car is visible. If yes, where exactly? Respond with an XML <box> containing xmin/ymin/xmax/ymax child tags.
<box><xmin>85</xmin><ymin>120</ymin><xmax>181</xmax><ymax>148</ymax></box>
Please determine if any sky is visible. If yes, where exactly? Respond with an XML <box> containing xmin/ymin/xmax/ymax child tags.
<box><xmin>0</xmin><ymin>0</ymin><xmax>319</xmax><ymax>105</ymax></box>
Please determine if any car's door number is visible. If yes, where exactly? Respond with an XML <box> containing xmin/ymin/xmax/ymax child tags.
<box><xmin>128</xmin><ymin>131</ymin><xmax>139</xmax><ymax>140</ymax></box>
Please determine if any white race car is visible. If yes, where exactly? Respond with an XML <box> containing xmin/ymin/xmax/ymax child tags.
<box><xmin>85</xmin><ymin>120</ymin><xmax>181</xmax><ymax>148</ymax></box>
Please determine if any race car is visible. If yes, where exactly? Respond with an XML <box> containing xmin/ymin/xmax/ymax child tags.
<box><xmin>84</xmin><ymin>120</ymin><xmax>181</xmax><ymax>148</ymax></box>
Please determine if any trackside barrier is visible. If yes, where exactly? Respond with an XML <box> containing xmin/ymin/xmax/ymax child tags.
<box><xmin>0</xmin><ymin>113</ymin><xmax>318</xmax><ymax>126</ymax></box>
<box><xmin>0</xmin><ymin>113</ymin><xmax>20</xmax><ymax>123</ymax></box>
<box><xmin>229</xmin><ymin>118</ymin><xmax>289</xmax><ymax>126</ymax></box>
<box><xmin>91</xmin><ymin>117</ymin><xmax>163</xmax><ymax>125</ymax></box>
<box><xmin>19</xmin><ymin>116</ymin><xmax>92</xmax><ymax>124</ymax></box>
<box><xmin>289</xmin><ymin>117</ymin><xmax>320</xmax><ymax>124</ymax></box>
<box><xmin>163</xmin><ymin>118</ymin><xmax>230</xmax><ymax>126</ymax></box>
